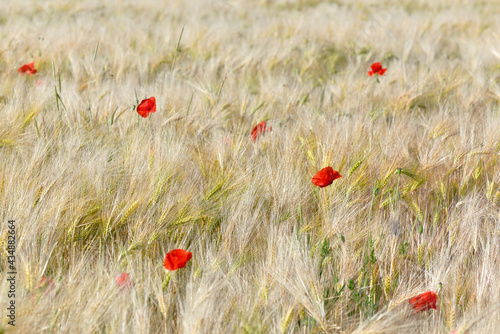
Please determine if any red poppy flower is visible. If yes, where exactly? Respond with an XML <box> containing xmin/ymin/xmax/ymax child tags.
<box><xmin>449</xmin><ymin>329</ymin><xmax>469</xmax><ymax>334</ymax></box>
<box><xmin>18</xmin><ymin>62</ymin><xmax>37</xmax><ymax>75</ymax></box>
<box><xmin>31</xmin><ymin>277</ymin><xmax>55</xmax><ymax>300</ymax></box>
<box><xmin>250</xmin><ymin>121</ymin><xmax>272</xmax><ymax>142</ymax></box>
<box><xmin>164</xmin><ymin>249</ymin><xmax>192</xmax><ymax>271</ymax></box>
<box><xmin>114</xmin><ymin>272</ymin><xmax>135</xmax><ymax>291</ymax></box>
<box><xmin>312</xmin><ymin>167</ymin><xmax>342</xmax><ymax>188</ymax></box>
<box><xmin>137</xmin><ymin>96</ymin><xmax>157</xmax><ymax>118</ymax></box>
<box><xmin>409</xmin><ymin>291</ymin><xmax>438</xmax><ymax>313</ymax></box>
<box><xmin>368</xmin><ymin>62</ymin><xmax>387</xmax><ymax>77</ymax></box>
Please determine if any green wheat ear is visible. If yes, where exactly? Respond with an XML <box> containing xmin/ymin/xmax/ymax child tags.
<box><xmin>417</xmin><ymin>243</ymin><xmax>424</xmax><ymax>266</ymax></box>
<box><xmin>494</xmin><ymin>190</ymin><xmax>500</xmax><ymax>205</ymax></box>
<box><xmin>379</xmin><ymin>197</ymin><xmax>392</xmax><ymax>208</ymax></box>
<box><xmin>148</xmin><ymin>231</ymin><xmax>160</xmax><ymax>245</ymax></box>
<box><xmin>21</xmin><ymin>110</ymin><xmax>37</xmax><ymax>129</ymax></box>
<box><xmin>447</xmin><ymin>303</ymin><xmax>456</xmax><ymax>332</ymax></box>
<box><xmin>119</xmin><ymin>200</ymin><xmax>140</xmax><ymax>225</ymax></box>
<box><xmin>280</xmin><ymin>305</ymin><xmax>295</xmax><ymax>333</ymax></box>
<box><xmin>0</xmin><ymin>138</ymin><xmax>16</xmax><ymax>148</ymax></box>
<box><xmin>0</xmin><ymin>231</ymin><xmax>8</xmax><ymax>258</ymax></box>
<box><xmin>260</xmin><ymin>282</ymin><xmax>268</xmax><ymax>302</ymax></box>
<box><xmin>24</xmin><ymin>261</ymin><xmax>32</xmax><ymax>292</ymax></box>
<box><xmin>147</xmin><ymin>174</ymin><xmax>172</xmax><ymax>208</ymax></box>
<box><xmin>348</xmin><ymin>159</ymin><xmax>364</xmax><ymax>177</ymax></box>
<box><xmin>383</xmin><ymin>275</ymin><xmax>391</xmax><ymax>297</ymax></box>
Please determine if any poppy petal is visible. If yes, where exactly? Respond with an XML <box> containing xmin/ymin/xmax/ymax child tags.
<box><xmin>370</xmin><ymin>62</ymin><xmax>382</xmax><ymax>72</ymax></box>
<box><xmin>251</xmin><ymin>121</ymin><xmax>269</xmax><ymax>142</ymax></box>
<box><xmin>31</xmin><ymin>277</ymin><xmax>55</xmax><ymax>300</ymax></box>
<box><xmin>34</xmin><ymin>277</ymin><xmax>55</xmax><ymax>291</ymax></box>
<box><xmin>137</xmin><ymin>108</ymin><xmax>150</xmax><ymax>118</ymax></box>
<box><xmin>368</xmin><ymin>70</ymin><xmax>374</xmax><ymax>77</ymax></box>
<box><xmin>137</xmin><ymin>96</ymin><xmax>157</xmax><ymax>118</ymax></box>
<box><xmin>164</xmin><ymin>249</ymin><xmax>192</xmax><ymax>271</ymax></box>
<box><xmin>312</xmin><ymin>167</ymin><xmax>342</xmax><ymax>188</ymax></box>
<box><xmin>409</xmin><ymin>291</ymin><xmax>438</xmax><ymax>313</ymax></box>
<box><xmin>449</xmin><ymin>329</ymin><xmax>469</xmax><ymax>334</ymax></box>
<box><xmin>115</xmin><ymin>272</ymin><xmax>134</xmax><ymax>290</ymax></box>
<box><xmin>148</xmin><ymin>97</ymin><xmax>157</xmax><ymax>112</ymax></box>
<box><xmin>378</xmin><ymin>68</ymin><xmax>387</xmax><ymax>75</ymax></box>
<box><xmin>18</xmin><ymin>62</ymin><xmax>37</xmax><ymax>75</ymax></box>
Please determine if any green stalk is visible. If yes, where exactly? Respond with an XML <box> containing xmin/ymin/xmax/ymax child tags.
<box><xmin>367</xmin><ymin>179</ymin><xmax>379</xmax><ymax>227</ymax></box>
<box><xmin>393</xmin><ymin>168</ymin><xmax>402</xmax><ymax>214</ymax></box>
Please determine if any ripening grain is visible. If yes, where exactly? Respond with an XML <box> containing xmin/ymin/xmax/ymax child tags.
<box><xmin>1</xmin><ymin>0</ymin><xmax>500</xmax><ymax>333</ymax></box>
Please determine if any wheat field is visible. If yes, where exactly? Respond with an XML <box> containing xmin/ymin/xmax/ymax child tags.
<box><xmin>1</xmin><ymin>0</ymin><xmax>500</xmax><ymax>333</ymax></box>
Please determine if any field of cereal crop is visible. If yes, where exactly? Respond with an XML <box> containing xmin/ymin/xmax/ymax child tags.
<box><xmin>1</xmin><ymin>0</ymin><xmax>500</xmax><ymax>332</ymax></box>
